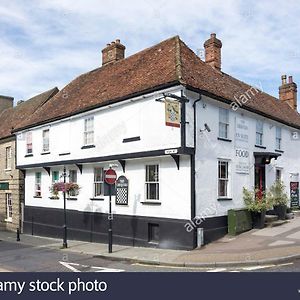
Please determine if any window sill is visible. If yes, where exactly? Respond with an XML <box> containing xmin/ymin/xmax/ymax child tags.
<box><xmin>33</xmin><ymin>196</ymin><xmax>42</xmax><ymax>199</ymax></box>
<box><xmin>67</xmin><ymin>197</ymin><xmax>78</xmax><ymax>201</ymax></box>
<box><xmin>81</xmin><ymin>145</ymin><xmax>95</xmax><ymax>150</ymax></box>
<box><xmin>4</xmin><ymin>168</ymin><xmax>12</xmax><ymax>172</ymax></box>
<box><xmin>25</xmin><ymin>154</ymin><xmax>33</xmax><ymax>157</ymax></box>
<box><xmin>123</xmin><ymin>136</ymin><xmax>141</xmax><ymax>143</ymax></box>
<box><xmin>41</xmin><ymin>152</ymin><xmax>51</xmax><ymax>155</ymax></box>
<box><xmin>217</xmin><ymin>197</ymin><xmax>233</xmax><ymax>201</ymax></box>
<box><xmin>141</xmin><ymin>201</ymin><xmax>161</xmax><ymax>205</ymax></box>
<box><xmin>59</xmin><ymin>152</ymin><xmax>71</xmax><ymax>156</ymax></box>
<box><xmin>275</xmin><ymin>149</ymin><xmax>284</xmax><ymax>153</ymax></box>
<box><xmin>4</xmin><ymin>219</ymin><xmax>12</xmax><ymax>223</ymax></box>
<box><xmin>90</xmin><ymin>197</ymin><xmax>104</xmax><ymax>201</ymax></box>
<box><xmin>255</xmin><ymin>145</ymin><xmax>266</xmax><ymax>149</ymax></box>
<box><xmin>49</xmin><ymin>196</ymin><xmax>59</xmax><ymax>200</ymax></box>
<box><xmin>217</xmin><ymin>137</ymin><xmax>232</xmax><ymax>142</ymax></box>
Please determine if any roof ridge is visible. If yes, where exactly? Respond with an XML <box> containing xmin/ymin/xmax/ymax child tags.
<box><xmin>174</xmin><ymin>36</ymin><xmax>184</xmax><ymax>83</ymax></box>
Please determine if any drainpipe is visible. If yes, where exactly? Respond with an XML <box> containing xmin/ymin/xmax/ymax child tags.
<box><xmin>191</xmin><ymin>95</ymin><xmax>202</xmax><ymax>248</ymax></box>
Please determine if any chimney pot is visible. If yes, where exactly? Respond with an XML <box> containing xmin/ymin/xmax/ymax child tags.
<box><xmin>281</xmin><ymin>75</ymin><xmax>287</xmax><ymax>84</ymax></box>
<box><xmin>288</xmin><ymin>75</ymin><xmax>293</xmax><ymax>84</ymax></box>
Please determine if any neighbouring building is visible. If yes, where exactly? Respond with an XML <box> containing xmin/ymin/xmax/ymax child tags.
<box><xmin>0</xmin><ymin>88</ymin><xmax>59</xmax><ymax>232</ymax></box>
<box><xmin>13</xmin><ymin>34</ymin><xmax>300</xmax><ymax>250</ymax></box>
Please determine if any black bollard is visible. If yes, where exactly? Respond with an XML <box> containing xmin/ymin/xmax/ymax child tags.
<box><xmin>16</xmin><ymin>228</ymin><xmax>20</xmax><ymax>242</ymax></box>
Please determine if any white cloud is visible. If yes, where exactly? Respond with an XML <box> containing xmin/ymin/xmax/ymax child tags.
<box><xmin>0</xmin><ymin>0</ymin><xmax>300</xmax><ymax>102</ymax></box>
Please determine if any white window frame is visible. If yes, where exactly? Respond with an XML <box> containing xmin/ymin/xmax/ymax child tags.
<box><xmin>5</xmin><ymin>146</ymin><xmax>12</xmax><ymax>170</ymax></box>
<box><xmin>93</xmin><ymin>167</ymin><xmax>104</xmax><ymax>198</ymax></box>
<box><xmin>84</xmin><ymin>117</ymin><xmax>94</xmax><ymax>146</ymax></box>
<box><xmin>52</xmin><ymin>171</ymin><xmax>59</xmax><ymax>183</ymax></box>
<box><xmin>26</xmin><ymin>132</ymin><xmax>33</xmax><ymax>155</ymax></box>
<box><xmin>35</xmin><ymin>172</ymin><xmax>42</xmax><ymax>197</ymax></box>
<box><xmin>276</xmin><ymin>127</ymin><xmax>282</xmax><ymax>150</ymax></box>
<box><xmin>218</xmin><ymin>159</ymin><xmax>230</xmax><ymax>198</ymax></box>
<box><xmin>256</xmin><ymin>120</ymin><xmax>264</xmax><ymax>146</ymax></box>
<box><xmin>5</xmin><ymin>193</ymin><xmax>12</xmax><ymax>222</ymax></box>
<box><xmin>219</xmin><ymin>108</ymin><xmax>229</xmax><ymax>139</ymax></box>
<box><xmin>145</xmin><ymin>164</ymin><xmax>160</xmax><ymax>201</ymax></box>
<box><xmin>42</xmin><ymin>129</ymin><xmax>50</xmax><ymax>153</ymax></box>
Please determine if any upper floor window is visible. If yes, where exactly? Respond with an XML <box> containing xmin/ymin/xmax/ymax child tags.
<box><xmin>256</xmin><ymin>120</ymin><xmax>264</xmax><ymax>146</ymax></box>
<box><xmin>276</xmin><ymin>127</ymin><xmax>282</xmax><ymax>150</ymax></box>
<box><xmin>26</xmin><ymin>132</ymin><xmax>33</xmax><ymax>155</ymax></box>
<box><xmin>219</xmin><ymin>108</ymin><xmax>229</xmax><ymax>139</ymax></box>
<box><xmin>5</xmin><ymin>146</ymin><xmax>12</xmax><ymax>170</ymax></box>
<box><xmin>94</xmin><ymin>167</ymin><xmax>104</xmax><ymax>198</ymax></box>
<box><xmin>145</xmin><ymin>165</ymin><xmax>159</xmax><ymax>201</ymax></box>
<box><xmin>84</xmin><ymin>117</ymin><xmax>94</xmax><ymax>146</ymax></box>
<box><xmin>42</xmin><ymin>129</ymin><xmax>50</xmax><ymax>152</ymax></box>
<box><xmin>218</xmin><ymin>160</ymin><xmax>230</xmax><ymax>198</ymax></box>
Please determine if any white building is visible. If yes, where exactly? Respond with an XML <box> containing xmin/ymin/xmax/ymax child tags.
<box><xmin>14</xmin><ymin>34</ymin><xmax>300</xmax><ymax>250</ymax></box>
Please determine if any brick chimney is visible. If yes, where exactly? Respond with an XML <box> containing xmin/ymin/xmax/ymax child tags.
<box><xmin>204</xmin><ymin>33</ymin><xmax>222</xmax><ymax>71</ymax></box>
<box><xmin>102</xmin><ymin>39</ymin><xmax>126</xmax><ymax>66</ymax></box>
<box><xmin>279</xmin><ymin>75</ymin><xmax>297</xmax><ymax>111</ymax></box>
<box><xmin>0</xmin><ymin>95</ymin><xmax>13</xmax><ymax>113</ymax></box>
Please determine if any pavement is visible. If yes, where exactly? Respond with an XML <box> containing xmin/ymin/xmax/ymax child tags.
<box><xmin>1</xmin><ymin>214</ymin><xmax>300</xmax><ymax>268</ymax></box>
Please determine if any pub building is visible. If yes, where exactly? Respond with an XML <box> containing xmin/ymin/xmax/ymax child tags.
<box><xmin>13</xmin><ymin>34</ymin><xmax>300</xmax><ymax>250</ymax></box>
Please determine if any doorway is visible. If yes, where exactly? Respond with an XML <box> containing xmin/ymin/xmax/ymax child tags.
<box><xmin>255</xmin><ymin>165</ymin><xmax>265</xmax><ymax>199</ymax></box>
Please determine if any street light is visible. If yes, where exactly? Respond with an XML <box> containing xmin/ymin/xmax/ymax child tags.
<box><xmin>62</xmin><ymin>166</ymin><xmax>68</xmax><ymax>249</ymax></box>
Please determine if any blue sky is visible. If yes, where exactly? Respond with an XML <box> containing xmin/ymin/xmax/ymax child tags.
<box><xmin>1</xmin><ymin>0</ymin><xmax>300</xmax><ymax>104</ymax></box>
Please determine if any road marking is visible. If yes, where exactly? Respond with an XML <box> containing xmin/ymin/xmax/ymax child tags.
<box><xmin>242</xmin><ymin>265</ymin><xmax>275</xmax><ymax>271</ymax></box>
<box><xmin>59</xmin><ymin>261</ymin><xmax>124</xmax><ymax>272</ymax></box>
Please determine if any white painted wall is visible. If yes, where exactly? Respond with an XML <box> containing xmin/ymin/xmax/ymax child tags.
<box><xmin>16</xmin><ymin>86</ymin><xmax>184</xmax><ymax>167</ymax></box>
<box><xmin>24</xmin><ymin>156</ymin><xmax>191</xmax><ymax>220</ymax></box>
<box><xmin>186</xmin><ymin>89</ymin><xmax>300</xmax><ymax>219</ymax></box>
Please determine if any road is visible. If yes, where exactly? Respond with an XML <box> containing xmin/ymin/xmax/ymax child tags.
<box><xmin>0</xmin><ymin>240</ymin><xmax>299</xmax><ymax>272</ymax></box>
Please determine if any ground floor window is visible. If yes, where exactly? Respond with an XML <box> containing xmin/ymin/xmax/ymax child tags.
<box><xmin>276</xmin><ymin>168</ymin><xmax>282</xmax><ymax>181</ymax></box>
<box><xmin>6</xmin><ymin>193</ymin><xmax>12</xmax><ymax>222</ymax></box>
<box><xmin>145</xmin><ymin>164</ymin><xmax>159</xmax><ymax>200</ymax></box>
<box><xmin>35</xmin><ymin>172</ymin><xmax>42</xmax><ymax>197</ymax></box>
<box><xmin>69</xmin><ymin>170</ymin><xmax>78</xmax><ymax>197</ymax></box>
<box><xmin>52</xmin><ymin>171</ymin><xmax>59</xmax><ymax>183</ymax></box>
<box><xmin>218</xmin><ymin>160</ymin><xmax>229</xmax><ymax>198</ymax></box>
<box><xmin>94</xmin><ymin>167</ymin><xmax>104</xmax><ymax>197</ymax></box>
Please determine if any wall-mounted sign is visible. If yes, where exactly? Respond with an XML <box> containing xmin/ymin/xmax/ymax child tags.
<box><xmin>165</xmin><ymin>99</ymin><xmax>181</xmax><ymax>128</ymax></box>
<box><xmin>165</xmin><ymin>149</ymin><xmax>178</xmax><ymax>155</ymax></box>
<box><xmin>0</xmin><ymin>182</ymin><xmax>9</xmax><ymax>190</ymax></box>
<box><xmin>116</xmin><ymin>176</ymin><xmax>129</xmax><ymax>206</ymax></box>
<box><xmin>290</xmin><ymin>182</ymin><xmax>299</xmax><ymax>208</ymax></box>
<box><xmin>235</xmin><ymin>148</ymin><xmax>250</xmax><ymax>174</ymax></box>
<box><xmin>235</xmin><ymin>117</ymin><xmax>249</xmax><ymax>148</ymax></box>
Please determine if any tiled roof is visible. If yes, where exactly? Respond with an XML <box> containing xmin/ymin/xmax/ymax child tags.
<box><xmin>0</xmin><ymin>87</ymin><xmax>59</xmax><ymax>140</ymax></box>
<box><xmin>14</xmin><ymin>36</ymin><xmax>300</xmax><ymax>131</ymax></box>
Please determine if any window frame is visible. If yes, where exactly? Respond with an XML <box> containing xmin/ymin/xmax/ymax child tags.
<box><xmin>52</xmin><ymin>171</ymin><xmax>59</xmax><ymax>183</ymax></box>
<box><xmin>42</xmin><ymin>129</ymin><xmax>50</xmax><ymax>153</ymax></box>
<box><xmin>93</xmin><ymin>167</ymin><xmax>104</xmax><ymax>198</ymax></box>
<box><xmin>69</xmin><ymin>169</ymin><xmax>78</xmax><ymax>197</ymax></box>
<box><xmin>6</xmin><ymin>193</ymin><xmax>12</xmax><ymax>222</ymax></box>
<box><xmin>219</xmin><ymin>108</ymin><xmax>229</xmax><ymax>139</ymax></box>
<box><xmin>26</xmin><ymin>132</ymin><xmax>33</xmax><ymax>155</ymax></box>
<box><xmin>145</xmin><ymin>164</ymin><xmax>160</xmax><ymax>201</ymax></box>
<box><xmin>35</xmin><ymin>172</ymin><xmax>42</xmax><ymax>197</ymax></box>
<box><xmin>256</xmin><ymin>120</ymin><xmax>264</xmax><ymax>146</ymax></box>
<box><xmin>218</xmin><ymin>160</ymin><xmax>230</xmax><ymax>198</ymax></box>
<box><xmin>83</xmin><ymin>117</ymin><xmax>94</xmax><ymax>146</ymax></box>
<box><xmin>276</xmin><ymin>127</ymin><xmax>282</xmax><ymax>150</ymax></box>
<box><xmin>5</xmin><ymin>146</ymin><xmax>12</xmax><ymax>170</ymax></box>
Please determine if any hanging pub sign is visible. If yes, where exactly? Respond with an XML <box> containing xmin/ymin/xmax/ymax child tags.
<box><xmin>290</xmin><ymin>182</ymin><xmax>299</xmax><ymax>208</ymax></box>
<box><xmin>165</xmin><ymin>98</ymin><xmax>181</xmax><ymax>128</ymax></box>
<box><xmin>116</xmin><ymin>176</ymin><xmax>129</xmax><ymax>206</ymax></box>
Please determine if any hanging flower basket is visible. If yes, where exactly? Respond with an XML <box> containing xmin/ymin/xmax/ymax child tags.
<box><xmin>50</xmin><ymin>182</ymin><xmax>80</xmax><ymax>197</ymax></box>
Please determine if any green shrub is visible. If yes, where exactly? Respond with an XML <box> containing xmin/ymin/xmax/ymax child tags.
<box><xmin>243</xmin><ymin>187</ymin><xmax>272</xmax><ymax>213</ymax></box>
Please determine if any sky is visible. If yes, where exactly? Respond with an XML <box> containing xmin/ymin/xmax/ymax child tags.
<box><xmin>1</xmin><ymin>0</ymin><xmax>300</xmax><ymax>103</ymax></box>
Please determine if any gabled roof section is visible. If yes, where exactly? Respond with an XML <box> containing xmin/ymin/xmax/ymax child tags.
<box><xmin>0</xmin><ymin>87</ymin><xmax>59</xmax><ymax>140</ymax></box>
<box><xmin>14</xmin><ymin>36</ymin><xmax>300</xmax><ymax>131</ymax></box>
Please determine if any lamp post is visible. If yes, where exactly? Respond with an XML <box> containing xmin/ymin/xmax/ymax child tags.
<box><xmin>62</xmin><ymin>166</ymin><xmax>68</xmax><ymax>249</ymax></box>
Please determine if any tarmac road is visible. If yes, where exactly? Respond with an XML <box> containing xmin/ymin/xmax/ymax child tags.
<box><xmin>0</xmin><ymin>240</ymin><xmax>299</xmax><ymax>272</ymax></box>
